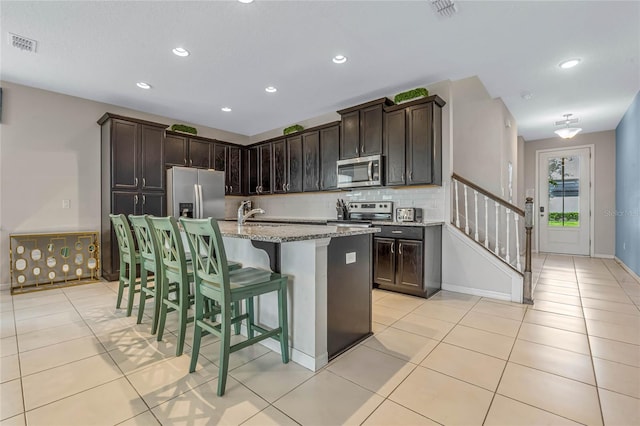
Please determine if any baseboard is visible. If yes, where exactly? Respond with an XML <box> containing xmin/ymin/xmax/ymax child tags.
<box><xmin>442</xmin><ymin>282</ymin><xmax>511</xmax><ymax>302</ymax></box>
<box><xmin>594</xmin><ymin>253</ymin><xmax>615</xmax><ymax>259</ymax></box>
<box><xmin>614</xmin><ymin>257</ymin><xmax>640</xmax><ymax>283</ymax></box>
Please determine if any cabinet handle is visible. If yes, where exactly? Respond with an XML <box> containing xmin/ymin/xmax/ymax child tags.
<box><xmin>134</xmin><ymin>177</ymin><xmax>138</xmax><ymax>187</ymax></box>
<box><xmin>409</xmin><ymin>171</ymin><xmax>413</xmax><ymax>181</ymax></box>
<box><xmin>392</xmin><ymin>230</ymin><xmax>403</xmax><ymax>234</ymax></box>
<box><xmin>134</xmin><ymin>195</ymin><xmax>139</xmax><ymax>205</ymax></box>
<box><xmin>142</xmin><ymin>195</ymin><xmax>146</xmax><ymax>205</ymax></box>
<box><xmin>361</xmin><ymin>145</ymin><xmax>365</xmax><ymax>154</ymax></box>
<box><xmin>183</xmin><ymin>157</ymin><xmax>187</xmax><ymax>165</ymax></box>
<box><xmin>190</xmin><ymin>159</ymin><xmax>193</xmax><ymax>166</ymax></box>
<box><xmin>229</xmin><ymin>185</ymin><xmax>232</xmax><ymax>193</ymax></box>
<box><xmin>142</xmin><ymin>178</ymin><xmax>146</xmax><ymax>187</ymax></box>
<box><xmin>391</xmin><ymin>242</ymin><xmax>394</xmax><ymax>254</ymax></box>
<box><xmin>316</xmin><ymin>180</ymin><xmax>319</xmax><ymax>189</ymax></box>
<box><xmin>283</xmin><ymin>183</ymin><xmax>287</xmax><ymax>192</ymax></box>
<box><xmin>355</xmin><ymin>147</ymin><xmax>359</xmax><ymax>156</ymax></box>
<box><xmin>398</xmin><ymin>243</ymin><xmax>403</xmax><ymax>255</ymax></box>
<box><xmin>287</xmin><ymin>183</ymin><xmax>290</xmax><ymax>191</ymax></box>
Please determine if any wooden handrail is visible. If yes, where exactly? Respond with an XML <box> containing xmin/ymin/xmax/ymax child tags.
<box><xmin>451</xmin><ymin>173</ymin><xmax>525</xmax><ymax>216</ymax></box>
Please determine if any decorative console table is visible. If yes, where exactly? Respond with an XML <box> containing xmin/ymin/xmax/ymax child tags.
<box><xmin>9</xmin><ymin>231</ymin><xmax>101</xmax><ymax>294</ymax></box>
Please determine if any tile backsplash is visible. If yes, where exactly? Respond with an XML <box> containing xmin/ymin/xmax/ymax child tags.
<box><xmin>226</xmin><ymin>186</ymin><xmax>445</xmax><ymax>222</ymax></box>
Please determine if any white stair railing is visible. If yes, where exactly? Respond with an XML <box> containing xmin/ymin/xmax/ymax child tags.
<box><xmin>451</xmin><ymin>173</ymin><xmax>526</xmax><ymax>274</ymax></box>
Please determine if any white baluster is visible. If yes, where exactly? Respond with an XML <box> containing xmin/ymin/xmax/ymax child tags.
<box><xmin>474</xmin><ymin>190</ymin><xmax>479</xmax><ymax>242</ymax></box>
<box><xmin>494</xmin><ymin>202</ymin><xmax>499</xmax><ymax>255</ymax></box>
<box><xmin>514</xmin><ymin>213</ymin><xmax>522</xmax><ymax>271</ymax></box>
<box><xmin>464</xmin><ymin>185</ymin><xmax>470</xmax><ymax>235</ymax></box>
<box><xmin>505</xmin><ymin>208</ymin><xmax>511</xmax><ymax>264</ymax></box>
<box><xmin>484</xmin><ymin>196</ymin><xmax>489</xmax><ymax>249</ymax></box>
<box><xmin>454</xmin><ymin>180</ymin><xmax>460</xmax><ymax>228</ymax></box>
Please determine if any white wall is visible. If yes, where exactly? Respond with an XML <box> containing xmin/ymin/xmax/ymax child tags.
<box><xmin>451</xmin><ymin>77</ymin><xmax>518</xmax><ymax>203</ymax></box>
<box><xmin>0</xmin><ymin>81</ymin><xmax>249</xmax><ymax>286</ymax></box>
<box><xmin>523</xmin><ymin>130</ymin><xmax>616</xmax><ymax>256</ymax></box>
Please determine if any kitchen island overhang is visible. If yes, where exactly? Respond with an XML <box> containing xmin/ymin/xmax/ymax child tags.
<box><xmin>217</xmin><ymin>221</ymin><xmax>379</xmax><ymax>371</ymax></box>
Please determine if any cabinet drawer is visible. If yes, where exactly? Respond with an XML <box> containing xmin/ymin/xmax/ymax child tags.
<box><xmin>377</xmin><ymin>226</ymin><xmax>423</xmax><ymax>240</ymax></box>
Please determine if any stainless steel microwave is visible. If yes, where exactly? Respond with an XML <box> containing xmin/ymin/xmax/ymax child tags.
<box><xmin>337</xmin><ymin>155</ymin><xmax>383</xmax><ymax>188</ymax></box>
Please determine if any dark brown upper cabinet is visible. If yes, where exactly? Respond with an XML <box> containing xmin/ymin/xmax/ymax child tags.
<box><xmin>302</xmin><ymin>131</ymin><xmax>320</xmax><ymax>192</ymax></box>
<box><xmin>164</xmin><ymin>131</ymin><xmax>211</xmax><ymax>169</ymax></box>
<box><xmin>213</xmin><ymin>143</ymin><xmax>242</xmax><ymax>195</ymax></box>
<box><xmin>247</xmin><ymin>143</ymin><xmax>272</xmax><ymax>195</ymax></box>
<box><xmin>272</xmin><ymin>139</ymin><xmax>287</xmax><ymax>194</ymax></box>
<box><xmin>287</xmin><ymin>136</ymin><xmax>303</xmax><ymax>193</ymax></box>
<box><xmin>100</xmin><ymin>114</ymin><xmax>165</xmax><ymax>192</ymax></box>
<box><xmin>320</xmin><ymin>124</ymin><xmax>340</xmax><ymax>190</ymax></box>
<box><xmin>384</xmin><ymin>109</ymin><xmax>406</xmax><ymax>186</ymax></box>
<box><xmin>383</xmin><ymin>95</ymin><xmax>445</xmax><ymax>186</ymax></box>
<box><xmin>337</xmin><ymin>98</ymin><xmax>393</xmax><ymax>160</ymax></box>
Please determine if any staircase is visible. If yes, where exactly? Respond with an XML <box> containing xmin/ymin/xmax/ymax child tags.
<box><xmin>448</xmin><ymin>173</ymin><xmax>533</xmax><ymax>304</ymax></box>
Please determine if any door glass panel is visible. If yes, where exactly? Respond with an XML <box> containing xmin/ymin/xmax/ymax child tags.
<box><xmin>547</xmin><ymin>156</ymin><xmax>580</xmax><ymax>227</ymax></box>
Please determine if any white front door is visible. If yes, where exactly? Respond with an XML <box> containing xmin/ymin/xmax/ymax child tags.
<box><xmin>538</xmin><ymin>147</ymin><xmax>591</xmax><ymax>255</ymax></box>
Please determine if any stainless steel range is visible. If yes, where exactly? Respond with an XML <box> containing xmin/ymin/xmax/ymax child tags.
<box><xmin>328</xmin><ymin>201</ymin><xmax>393</xmax><ymax>227</ymax></box>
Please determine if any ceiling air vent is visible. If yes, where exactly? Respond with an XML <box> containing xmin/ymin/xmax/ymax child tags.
<box><xmin>9</xmin><ymin>33</ymin><xmax>37</xmax><ymax>53</ymax></box>
<box><xmin>431</xmin><ymin>0</ymin><xmax>457</xmax><ymax>17</ymax></box>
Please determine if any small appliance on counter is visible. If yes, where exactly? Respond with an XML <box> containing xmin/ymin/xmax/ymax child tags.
<box><xmin>396</xmin><ymin>207</ymin><xmax>423</xmax><ymax>223</ymax></box>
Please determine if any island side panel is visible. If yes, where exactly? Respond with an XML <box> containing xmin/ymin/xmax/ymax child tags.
<box><xmin>222</xmin><ymin>236</ymin><xmax>330</xmax><ymax>371</ymax></box>
<box><xmin>326</xmin><ymin>233</ymin><xmax>373</xmax><ymax>359</ymax></box>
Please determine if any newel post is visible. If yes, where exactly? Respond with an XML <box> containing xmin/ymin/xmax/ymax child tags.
<box><xmin>523</xmin><ymin>197</ymin><xmax>534</xmax><ymax>305</ymax></box>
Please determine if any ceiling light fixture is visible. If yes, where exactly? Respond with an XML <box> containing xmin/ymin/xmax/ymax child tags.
<box><xmin>172</xmin><ymin>47</ymin><xmax>189</xmax><ymax>57</ymax></box>
<box><xmin>221</xmin><ymin>107</ymin><xmax>232</xmax><ymax>112</ymax></box>
<box><xmin>332</xmin><ymin>55</ymin><xmax>347</xmax><ymax>64</ymax></box>
<box><xmin>265</xmin><ymin>86</ymin><xmax>277</xmax><ymax>93</ymax></box>
<box><xmin>559</xmin><ymin>58</ymin><xmax>581</xmax><ymax>69</ymax></box>
<box><xmin>554</xmin><ymin>114</ymin><xmax>582</xmax><ymax>139</ymax></box>
<box><xmin>136</xmin><ymin>82</ymin><xmax>151</xmax><ymax>89</ymax></box>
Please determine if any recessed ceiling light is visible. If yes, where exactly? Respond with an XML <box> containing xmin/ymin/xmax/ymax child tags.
<box><xmin>265</xmin><ymin>86</ymin><xmax>277</xmax><ymax>93</ymax></box>
<box><xmin>172</xmin><ymin>47</ymin><xmax>189</xmax><ymax>57</ymax></box>
<box><xmin>221</xmin><ymin>107</ymin><xmax>232</xmax><ymax>112</ymax></box>
<box><xmin>332</xmin><ymin>55</ymin><xmax>347</xmax><ymax>64</ymax></box>
<box><xmin>136</xmin><ymin>82</ymin><xmax>151</xmax><ymax>89</ymax></box>
<box><xmin>238</xmin><ymin>0</ymin><xmax>254</xmax><ymax>3</ymax></box>
<box><xmin>559</xmin><ymin>58</ymin><xmax>581</xmax><ymax>69</ymax></box>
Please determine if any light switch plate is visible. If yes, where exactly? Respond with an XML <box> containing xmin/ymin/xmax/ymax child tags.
<box><xmin>62</xmin><ymin>199</ymin><xmax>70</xmax><ymax>209</ymax></box>
<box><xmin>345</xmin><ymin>252</ymin><xmax>356</xmax><ymax>264</ymax></box>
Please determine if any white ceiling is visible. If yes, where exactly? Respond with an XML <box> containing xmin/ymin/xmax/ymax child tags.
<box><xmin>2</xmin><ymin>1</ymin><xmax>639</xmax><ymax>141</ymax></box>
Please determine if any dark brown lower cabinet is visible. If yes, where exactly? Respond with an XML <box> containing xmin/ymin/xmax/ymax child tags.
<box><xmin>373</xmin><ymin>225</ymin><xmax>441</xmax><ymax>298</ymax></box>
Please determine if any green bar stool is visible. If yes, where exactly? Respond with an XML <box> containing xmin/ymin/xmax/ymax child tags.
<box><xmin>181</xmin><ymin>217</ymin><xmax>289</xmax><ymax>397</ymax></box>
<box><xmin>129</xmin><ymin>214</ymin><xmax>163</xmax><ymax>334</ymax></box>
<box><xmin>148</xmin><ymin>216</ymin><xmax>195</xmax><ymax>357</ymax></box>
<box><xmin>109</xmin><ymin>214</ymin><xmax>141</xmax><ymax>317</ymax></box>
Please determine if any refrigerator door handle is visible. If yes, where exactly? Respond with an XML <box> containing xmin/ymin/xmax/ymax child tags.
<box><xmin>194</xmin><ymin>184</ymin><xmax>200</xmax><ymax>219</ymax></box>
<box><xmin>198</xmin><ymin>184</ymin><xmax>204</xmax><ymax>218</ymax></box>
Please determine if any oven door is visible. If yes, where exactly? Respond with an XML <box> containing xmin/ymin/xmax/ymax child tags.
<box><xmin>337</xmin><ymin>155</ymin><xmax>382</xmax><ymax>188</ymax></box>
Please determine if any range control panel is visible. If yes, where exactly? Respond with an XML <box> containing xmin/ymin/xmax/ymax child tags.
<box><xmin>348</xmin><ymin>201</ymin><xmax>393</xmax><ymax>215</ymax></box>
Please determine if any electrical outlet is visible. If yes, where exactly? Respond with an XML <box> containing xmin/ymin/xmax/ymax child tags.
<box><xmin>345</xmin><ymin>252</ymin><xmax>356</xmax><ymax>264</ymax></box>
<box><xmin>62</xmin><ymin>199</ymin><xmax>70</xmax><ymax>209</ymax></box>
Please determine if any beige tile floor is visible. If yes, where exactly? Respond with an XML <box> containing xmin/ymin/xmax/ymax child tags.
<box><xmin>1</xmin><ymin>254</ymin><xmax>639</xmax><ymax>425</ymax></box>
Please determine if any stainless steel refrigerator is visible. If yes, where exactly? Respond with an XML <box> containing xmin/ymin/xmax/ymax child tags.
<box><xmin>167</xmin><ymin>166</ymin><xmax>226</xmax><ymax>219</ymax></box>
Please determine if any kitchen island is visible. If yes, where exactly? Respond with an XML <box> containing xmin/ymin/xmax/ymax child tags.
<box><xmin>216</xmin><ymin>221</ymin><xmax>379</xmax><ymax>371</ymax></box>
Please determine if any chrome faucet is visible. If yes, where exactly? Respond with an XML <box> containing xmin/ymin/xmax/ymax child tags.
<box><xmin>237</xmin><ymin>200</ymin><xmax>265</xmax><ymax>225</ymax></box>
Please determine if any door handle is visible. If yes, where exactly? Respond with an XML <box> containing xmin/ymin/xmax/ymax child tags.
<box><xmin>194</xmin><ymin>184</ymin><xmax>200</xmax><ymax>218</ymax></box>
<box><xmin>198</xmin><ymin>184</ymin><xmax>204</xmax><ymax>218</ymax></box>
<box><xmin>398</xmin><ymin>243</ymin><xmax>403</xmax><ymax>255</ymax></box>
<box><xmin>391</xmin><ymin>242</ymin><xmax>394</xmax><ymax>254</ymax></box>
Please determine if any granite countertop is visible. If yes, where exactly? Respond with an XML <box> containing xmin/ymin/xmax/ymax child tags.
<box><xmin>229</xmin><ymin>216</ymin><xmax>445</xmax><ymax>228</ymax></box>
<box><xmin>370</xmin><ymin>220</ymin><xmax>445</xmax><ymax>227</ymax></box>
<box><xmin>218</xmin><ymin>221</ymin><xmax>380</xmax><ymax>243</ymax></box>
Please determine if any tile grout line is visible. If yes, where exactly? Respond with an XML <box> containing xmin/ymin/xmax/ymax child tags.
<box><xmin>573</xmin><ymin>256</ymin><xmax>606</xmax><ymax>426</ymax></box>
